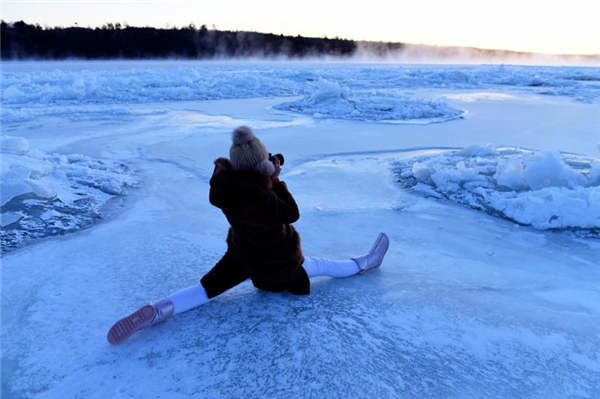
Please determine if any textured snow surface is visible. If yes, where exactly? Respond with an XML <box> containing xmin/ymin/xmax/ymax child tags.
<box><xmin>2</xmin><ymin>61</ymin><xmax>600</xmax><ymax>399</ymax></box>
<box><xmin>393</xmin><ymin>147</ymin><xmax>600</xmax><ymax>234</ymax></box>
<box><xmin>1</xmin><ymin>136</ymin><xmax>137</xmax><ymax>252</ymax></box>
<box><xmin>2</xmin><ymin>61</ymin><xmax>599</xmax><ymax>124</ymax></box>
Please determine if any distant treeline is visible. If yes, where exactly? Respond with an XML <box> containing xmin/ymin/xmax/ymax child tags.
<box><xmin>1</xmin><ymin>21</ymin><xmax>404</xmax><ymax>59</ymax></box>
<box><xmin>4</xmin><ymin>20</ymin><xmax>595</xmax><ymax>63</ymax></box>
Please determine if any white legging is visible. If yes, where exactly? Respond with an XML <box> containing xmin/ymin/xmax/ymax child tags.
<box><xmin>168</xmin><ymin>257</ymin><xmax>359</xmax><ymax>314</ymax></box>
<box><xmin>301</xmin><ymin>256</ymin><xmax>359</xmax><ymax>278</ymax></box>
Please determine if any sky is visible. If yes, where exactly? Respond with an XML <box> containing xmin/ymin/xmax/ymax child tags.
<box><xmin>2</xmin><ymin>0</ymin><xmax>599</xmax><ymax>55</ymax></box>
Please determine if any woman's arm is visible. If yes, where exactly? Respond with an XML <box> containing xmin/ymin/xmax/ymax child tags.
<box><xmin>267</xmin><ymin>180</ymin><xmax>300</xmax><ymax>224</ymax></box>
<box><xmin>263</xmin><ymin>156</ymin><xmax>299</xmax><ymax>224</ymax></box>
<box><xmin>209</xmin><ymin>158</ymin><xmax>232</xmax><ymax>208</ymax></box>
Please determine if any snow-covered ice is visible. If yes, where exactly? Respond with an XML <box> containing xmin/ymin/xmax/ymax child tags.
<box><xmin>393</xmin><ymin>146</ymin><xmax>600</xmax><ymax>234</ymax></box>
<box><xmin>2</xmin><ymin>61</ymin><xmax>600</xmax><ymax>398</ymax></box>
<box><xmin>2</xmin><ymin>61</ymin><xmax>599</xmax><ymax>124</ymax></box>
<box><xmin>274</xmin><ymin>80</ymin><xmax>464</xmax><ymax>123</ymax></box>
<box><xmin>1</xmin><ymin>136</ymin><xmax>137</xmax><ymax>252</ymax></box>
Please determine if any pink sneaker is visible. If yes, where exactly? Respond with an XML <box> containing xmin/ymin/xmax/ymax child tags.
<box><xmin>107</xmin><ymin>298</ymin><xmax>174</xmax><ymax>345</ymax></box>
<box><xmin>352</xmin><ymin>232</ymin><xmax>390</xmax><ymax>273</ymax></box>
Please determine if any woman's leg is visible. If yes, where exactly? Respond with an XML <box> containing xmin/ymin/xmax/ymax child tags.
<box><xmin>303</xmin><ymin>233</ymin><xmax>390</xmax><ymax>278</ymax></box>
<box><xmin>167</xmin><ymin>250</ymin><xmax>250</xmax><ymax>315</ymax></box>
<box><xmin>302</xmin><ymin>256</ymin><xmax>359</xmax><ymax>278</ymax></box>
<box><xmin>107</xmin><ymin>251</ymin><xmax>249</xmax><ymax>345</ymax></box>
<box><xmin>168</xmin><ymin>283</ymin><xmax>210</xmax><ymax>314</ymax></box>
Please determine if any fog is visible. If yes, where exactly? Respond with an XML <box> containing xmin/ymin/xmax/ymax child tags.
<box><xmin>354</xmin><ymin>42</ymin><xmax>600</xmax><ymax>67</ymax></box>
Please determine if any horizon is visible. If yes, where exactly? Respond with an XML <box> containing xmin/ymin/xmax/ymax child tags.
<box><xmin>1</xmin><ymin>0</ymin><xmax>599</xmax><ymax>56</ymax></box>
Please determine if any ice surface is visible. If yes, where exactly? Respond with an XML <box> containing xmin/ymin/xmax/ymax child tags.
<box><xmin>2</xmin><ymin>62</ymin><xmax>599</xmax><ymax>124</ymax></box>
<box><xmin>1</xmin><ymin>136</ymin><xmax>137</xmax><ymax>252</ymax></box>
<box><xmin>393</xmin><ymin>146</ymin><xmax>600</xmax><ymax>234</ymax></box>
<box><xmin>2</xmin><ymin>62</ymin><xmax>600</xmax><ymax>398</ymax></box>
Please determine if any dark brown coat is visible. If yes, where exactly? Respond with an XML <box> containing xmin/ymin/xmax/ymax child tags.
<box><xmin>200</xmin><ymin>157</ymin><xmax>309</xmax><ymax>298</ymax></box>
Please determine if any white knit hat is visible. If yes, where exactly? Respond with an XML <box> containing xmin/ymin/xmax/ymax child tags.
<box><xmin>229</xmin><ymin>126</ymin><xmax>275</xmax><ymax>176</ymax></box>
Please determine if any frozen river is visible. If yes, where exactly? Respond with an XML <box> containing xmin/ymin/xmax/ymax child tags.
<box><xmin>2</xmin><ymin>61</ymin><xmax>600</xmax><ymax>398</ymax></box>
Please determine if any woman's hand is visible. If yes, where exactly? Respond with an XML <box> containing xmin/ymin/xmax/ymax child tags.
<box><xmin>271</xmin><ymin>156</ymin><xmax>281</xmax><ymax>181</ymax></box>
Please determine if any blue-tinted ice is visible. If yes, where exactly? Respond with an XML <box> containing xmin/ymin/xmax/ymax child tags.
<box><xmin>2</xmin><ymin>62</ymin><xmax>600</xmax><ymax>398</ymax></box>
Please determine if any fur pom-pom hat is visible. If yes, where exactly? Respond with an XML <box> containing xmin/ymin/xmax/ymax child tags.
<box><xmin>229</xmin><ymin>126</ymin><xmax>275</xmax><ymax>176</ymax></box>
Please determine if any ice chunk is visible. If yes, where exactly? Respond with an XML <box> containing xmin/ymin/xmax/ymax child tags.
<box><xmin>495</xmin><ymin>157</ymin><xmax>527</xmax><ymax>190</ymax></box>
<box><xmin>411</xmin><ymin>162</ymin><xmax>433</xmax><ymax>184</ymax></box>
<box><xmin>522</xmin><ymin>151</ymin><xmax>585</xmax><ymax>190</ymax></box>
<box><xmin>457</xmin><ymin>145</ymin><xmax>498</xmax><ymax>157</ymax></box>
<box><xmin>588</xmin><ymin>162</ymin><xmax>600</xmax><ymax>185</ymax></box>
<box><xmin>1</xmin><ymin>135</ymin><xmax>30</xmax><ymax>154</ymax></box>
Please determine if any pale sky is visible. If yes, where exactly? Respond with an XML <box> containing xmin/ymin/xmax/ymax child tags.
<box><xmin>2</xmin><ymin>0</ymin><xmax>599</xmax><ymax>55</ymax></box>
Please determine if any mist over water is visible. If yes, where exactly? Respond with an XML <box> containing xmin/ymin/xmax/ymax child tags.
<box><xmin>354</xmin><ymin>42</ymin><xmax>600</xmax><ymax>66</ymax></box>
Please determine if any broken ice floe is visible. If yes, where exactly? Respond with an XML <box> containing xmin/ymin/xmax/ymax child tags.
<box><xmin>393</xmin><ymin>146</ymin><xmax>600</xmax><ymax>236</ymax></box>
<box><xmin>1</xmin><ymin>136</ymin><xmax>137</xmax><ymax>253</ymax></box>
<box><xmin>275</xmin><ymin>80</ymin><xmax>464</xmax><ymax>123</ymax></box>
<box><xmin>3</xmin><ymin>63</ymin><xmax>599</xmax><ymax>125</ymax></box>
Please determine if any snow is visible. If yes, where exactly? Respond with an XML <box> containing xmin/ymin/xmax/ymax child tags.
<box><xmin>2</xmin><ymin>61</ymin><xmax>600</xmax><ymax>398</ymax></box>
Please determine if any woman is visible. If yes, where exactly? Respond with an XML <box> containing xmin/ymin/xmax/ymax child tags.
<box><xmin>107</xmin><ymin>126</ymin><xmax>389</xmax><ymax>345</ymax></box>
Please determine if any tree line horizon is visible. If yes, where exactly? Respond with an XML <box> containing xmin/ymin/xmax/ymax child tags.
<box><xmin>1</xmin><ymin>20</ymin><xmax>394</xmax><ymax>59</ymax></box>
<box><xmin>2</xmin><ymin>20</ymin><xmax>598</xmax><ymax>61</ymax></box>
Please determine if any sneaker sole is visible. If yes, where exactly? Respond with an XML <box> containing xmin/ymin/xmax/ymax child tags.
<box><xmin>370</xmin><ymin>233</ymin><xmax>389</xmax><ymax>269</ymax></box>
<box><xmin>107</xmin><ymin>304</ymin><xmax>155</xmax><ymax>345</ymax></box>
